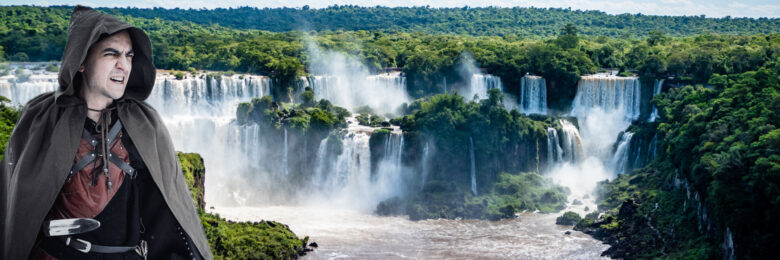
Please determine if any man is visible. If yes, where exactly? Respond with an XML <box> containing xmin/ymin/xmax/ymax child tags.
<box><xmin>0</xmin><ymin>6</ymin><xmax>212</xmax><ymax>259</ymax></box>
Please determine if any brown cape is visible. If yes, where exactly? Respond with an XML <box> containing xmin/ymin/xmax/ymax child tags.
<box><xmin>0</xmin><ymin>6</ymin><xmax>212</xmax><ymax>259</ymax></box>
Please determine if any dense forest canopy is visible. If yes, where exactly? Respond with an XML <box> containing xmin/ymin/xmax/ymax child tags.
<box><xmin>98</xmin><ymin>5</ymin><xmax>780</xmax><ymax>37</ymax></box>
<box><xmin>3</xmin><ymin>6</ymin><xmax>779</xmax><ymax>106</ymax></box>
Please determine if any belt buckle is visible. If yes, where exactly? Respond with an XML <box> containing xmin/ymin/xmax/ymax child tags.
<box><xmin>66</xmin><ymin>237</ymin><xmax>92</xmax><ymax>253</ymax></box>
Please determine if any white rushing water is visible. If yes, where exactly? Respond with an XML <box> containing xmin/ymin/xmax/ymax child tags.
<box><xmin>420</xmin><ymin>142</ymin><xmax>430</xmax><ymax>189</ymax></box>
<box><xmin>648</xmin><ymin>79</ymin><xmax>665</xmax><ymax>122</ymax></box>
<box><xmin>547</xmin><ymin>74</ymin><xmax>642</xmax><ymax>200</ymax></box>
<box><xmin>559</xmin><ymin>119</ymin><xmax>584</xmax><ymax>163</ymax></box>
<box><xmin>571</xmin><ymin>74</ymin><xmax>641</xmax><ymax>122</ymax></box>
<box><xmin>5</xmin><ymin>64</ymin><xmax>610</xmax><ymax>258</ymax></box>
<box><xmin>305</xmin><ymin>41</ymin><xmax>410</xmax><ymax>115</ymax></box>
<box><xmin>302</xmin><ymin>72</ymin><xmax>409</xmax><ymax>115</ymax></box>
<box><xmin>547</xmin><ymin>127</ymin><xmax>563</xmax><ymax>167</ymax></box>
<box><xmin>146</xmin><ymin>73</ymin><xmax>275</xmax><ymax>207</ymax></box>
<box><xmin>468</xmin><ymin>73</ymin><xmax>503</xmax><ymax>101</ymax></box>
<box><xmin>310</xmin><ymin>115</ymin><xmax>410</xmax><ymax>211</ymax></box>
<box><xmin>610</xmin><ymin>132</ymin><xmax>634</xmax><ymax>174</ymax></box>
<box><xmin>519</xmin><ymin>75</ymin><xmax>548</xmax><ymax>115</ymax></box>
<box><xmin>0</xmin><ymin>64</ymin><xmax>59</xmax><ymax>106</ymax></box>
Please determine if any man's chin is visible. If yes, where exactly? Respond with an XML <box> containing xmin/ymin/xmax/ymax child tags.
<box><xmin>105</xmin><ymin>91</ymin><xmax>125</xmax><ymax>101</ymax></box>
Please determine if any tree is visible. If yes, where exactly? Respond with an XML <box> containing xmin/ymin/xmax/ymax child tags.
<box><xmin>556</xmin><ymin>23</ymin><xmax>580</xmax><ymax>49</ymax></box>
<box><xmin>301</xmin><ymin>87</ymin><xmax>316</xmax><ymax>107</ymax></box>
<box><xmin>646</xmin><ymin>31</ymin><xmax>667</xmax><ymax>46</ymax></box>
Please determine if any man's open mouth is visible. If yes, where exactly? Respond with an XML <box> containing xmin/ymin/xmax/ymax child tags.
<box><xmin>110</xmin><ymin>76</ymin><xmax>124</xmax><ymax>83</ymax></box>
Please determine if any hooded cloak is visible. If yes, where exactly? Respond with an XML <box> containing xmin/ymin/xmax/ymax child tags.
<box><xmin>0</xmin><ymin>6</ymin><xmax>212</xmax><ymax>259</ymax></box>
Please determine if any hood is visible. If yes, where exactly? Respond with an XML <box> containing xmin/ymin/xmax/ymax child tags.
<box><xmin>57</xmin><ymin>5</ymin><xmax>156</xmax><ymax>102</ymax></box>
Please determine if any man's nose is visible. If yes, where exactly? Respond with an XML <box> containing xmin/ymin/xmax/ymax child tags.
<box><xmin>116</xmin><ymin>55</ymin><xmax>130</xmax><ymax>71</ymax></box>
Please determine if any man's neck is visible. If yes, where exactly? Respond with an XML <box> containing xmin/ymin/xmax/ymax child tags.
<box><xmin>81</xmin><ymin>88</ymin><xmax>114</xmax><ymax>123</ymax></box>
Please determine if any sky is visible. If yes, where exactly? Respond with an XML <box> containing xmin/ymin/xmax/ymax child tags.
<box><xmin>3</xmin><ymin>0</ymin><xmax>779</xmax><ymax>18</ymax></box>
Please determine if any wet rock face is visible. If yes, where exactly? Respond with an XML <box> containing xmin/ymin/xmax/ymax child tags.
<box><xmin>177</xmin><ymin>152</ymin><xmax>313</xmax><ymax>259</ymax></box>
<box><xmin>178</xmin><ymin>152</ymin><xmax>206</xmax><ymax>210</ymax></box>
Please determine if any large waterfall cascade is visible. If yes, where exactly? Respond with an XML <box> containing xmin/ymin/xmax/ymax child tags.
<box><xmin>0</xmin><ymin>65</ymin><xmax>60</xmax><ymax>106</ymax></box>
<box><xmin>546</xmin><ymin>74</ymin><xmax>644</xmax><ymax>205</ymax></box>
<box><xmin>519</xmin><ymin>75</ymin><xmax>548</xmax><ymax>115</ymax></box>
<box><xmin>571</xmin><ymin>74</ymin><xmax>642</xmax><ymax>121</ymax></box>
<box><xmin>148</xmin><ymin>73</ymin><xmax>271</xmax><ymax>117</ymax></box>
<box><xmin>5</xmin><ymin>63</ymin><xmax>613</xmax><ymax>257</ymax></box>
<box><xmin>6</xmin><ymin>65</ymin><xmax>648</xmax><ymax>202</ymax></box>
<box><xmin>2</xmin><ymin>69</ymin><xmax>276</xmax><ymax>207</ymax></box>
<box><xmin>305</xmin><ymin>42</ymin><xmax>411</xmax><ymax>115</ymax></box>
<box><xmin>302</xmin><ymin>72</ymin><xmax>409</xmax><ymax>115</ymax></box>
<box><xmin>468</xmin><ymin>73</ymin><xmax>503</xmax><ymax>101</ymax></box>
<box><xmin>312</xmin><ymin>115</ymin><xmax>409</xmax><ymax>210</ymax></box>
<box><xmin>569</xmin><ymin>74</ymin><xmax>641</xmax><ymax>160</ymax></box>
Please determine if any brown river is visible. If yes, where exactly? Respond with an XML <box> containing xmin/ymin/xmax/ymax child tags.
<box><xmin>211</xmin><ymin>206</ymin><xmax>609</xmax><ymax>260</ymax></box>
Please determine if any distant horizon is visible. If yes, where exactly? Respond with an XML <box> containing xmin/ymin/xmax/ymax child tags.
<box><xmin>4</xmin><ymin>0</ymin><xmax>779</xmax><ymax>18</ymax></box>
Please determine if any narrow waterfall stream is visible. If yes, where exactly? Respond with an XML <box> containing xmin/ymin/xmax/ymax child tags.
<box><xmin>469</xmin><ymin>136</ymin><xmax>477</xmax><ymax>196</ymax></box>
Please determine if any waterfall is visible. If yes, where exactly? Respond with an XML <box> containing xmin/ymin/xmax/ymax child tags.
<box><xmin>566</xmin><ymin>74</ymin><xmax>640</xmax><ymax>169</ymax></box>
<box><xmin>305</xmin><ymin>42</ymin><xmax>410</xmax><ymax>115</ymax></box>
<box><xmin>469</xmin><ymin>74</ymin><xmax>503</xmax><ymax>101</ymax></box>
<box><xmin>546</xmin><ymin>74</ymin><xmax>639</xmax><ymax>196</ymax></box>
<box><xmin>648</xmin><ymin>79</ymin><xmax>665</xmax><ymax>122</ymax></box>
<box><xmin>723</xmin><ymin>227</ymin><xmax>736</xmax><ymax>260</ymax></box>
<box><xmin>332</xmin><ymin>131</ymin><xmax>372</xmax><ymax>193</ymax></box>
<box><xmin>547</xmin><ymin>128</ymin><xmax>563</xmax><ymax>166</ymax></box>
<box><xmin>571</xmin><ymin>74</ymin><xmax>641</xmax><ymax>121</ymax></box>
<box><xmin>238</xmin><ymin>123</ymin><xmax>263</xmax><ymax>169</ymax></box>
<box><xmin>650</xmin><ymin>133</ymin><xmax>658</xmax><ymax>160</ymax></box>
<box><xmin>559</xmin><ymin>119</ymin><xmax>583</xmax><ymax>163</ymax></box>
<box><xmin>309</xmin><ymin>115</ymin><xmax>409</xmax><ymax>210</ymax></box>
<box><xmin>519</xmin><ymin>75</ymin><xmax>547</xmax><ymax>114</ymax></box>
<box><xmin>443</xmin><ymin>77</ymin><xmax>448</xmax><ymax>94</ymax></box>
<box><xmin>146</xmin><ymin>73</ymin><xmax>273</xmax><ymax>206</ymax></box>
<box><xmin>305</xmin><ymin>72</ymin><xmax>409</xmax><ymax>114</ymax></box>
<box><xmin>421</xmin><ymin>142</ymin><xmax>430</xmax><ymax>189</ymax></box>
<box><xmin>377</xmin><ymin>133</ymin><xmax>405</xmax><ymax>190</ymax></box>
<box><xmin>313</xmin><ymin>137</ymin><xmax>330</xmax><ymax>185</ymax></box>
<box><xmin>469</xmin><ymin>136</ymin><xmax>477</xmax><ymax>196</ymax></box>
<box><xmin>8</xmin><ymin>67</ymin><xmax>402</xmax><ymax>210</ymax></box>
<box><xmin>147</xmin><ymin>74</ymin><xmax>271</xmax><ymax>117</ymax></box>
<box><xmin>0</xmin><ymin>67</ymin><xmax>59</xmax><ymax>106</ymax></box>
<box><xmin>609</xmin><ymin>132</ymin><xmax>634</xmax><ymax>174</ymax></box>
<box><xmin>283</xmin><ymin>128</ymin><xmax>289</xmax><ymax>176</ymax></box>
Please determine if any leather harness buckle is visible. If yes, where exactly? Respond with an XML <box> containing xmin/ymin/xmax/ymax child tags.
<box><xmin>65</xmin><ymin>236</ymin><xmax>92</xmax><ymax>253</ymax></box>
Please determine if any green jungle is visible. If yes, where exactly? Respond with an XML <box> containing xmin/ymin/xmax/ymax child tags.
<box><xmin>1</xmin><ymin>5</ymin><xmax>778</xmax><ymax>259</ymax></box>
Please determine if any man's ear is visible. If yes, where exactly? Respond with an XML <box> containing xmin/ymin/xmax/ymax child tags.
<box><xmin>78</xmin><ymin>64</ymin><xmax>85</xmax><ymax>72</ymax></box>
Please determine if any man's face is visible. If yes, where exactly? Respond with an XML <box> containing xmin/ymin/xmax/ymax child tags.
<box><xmin>79</xmin><ymin>30</ymin><xmax>133</xmax><ymax>102</ymax></box>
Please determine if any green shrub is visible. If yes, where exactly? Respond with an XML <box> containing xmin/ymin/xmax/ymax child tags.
<box><xmin>556</xmin><ymin>211</ymin><xmax>581</xmax><ymax>225</ymax></box>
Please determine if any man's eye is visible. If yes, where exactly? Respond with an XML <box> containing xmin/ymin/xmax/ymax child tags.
<box><xmin>127</xmin><ymin>53</ymin><xmax>134</xmax><ymax>58</ymax></box>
